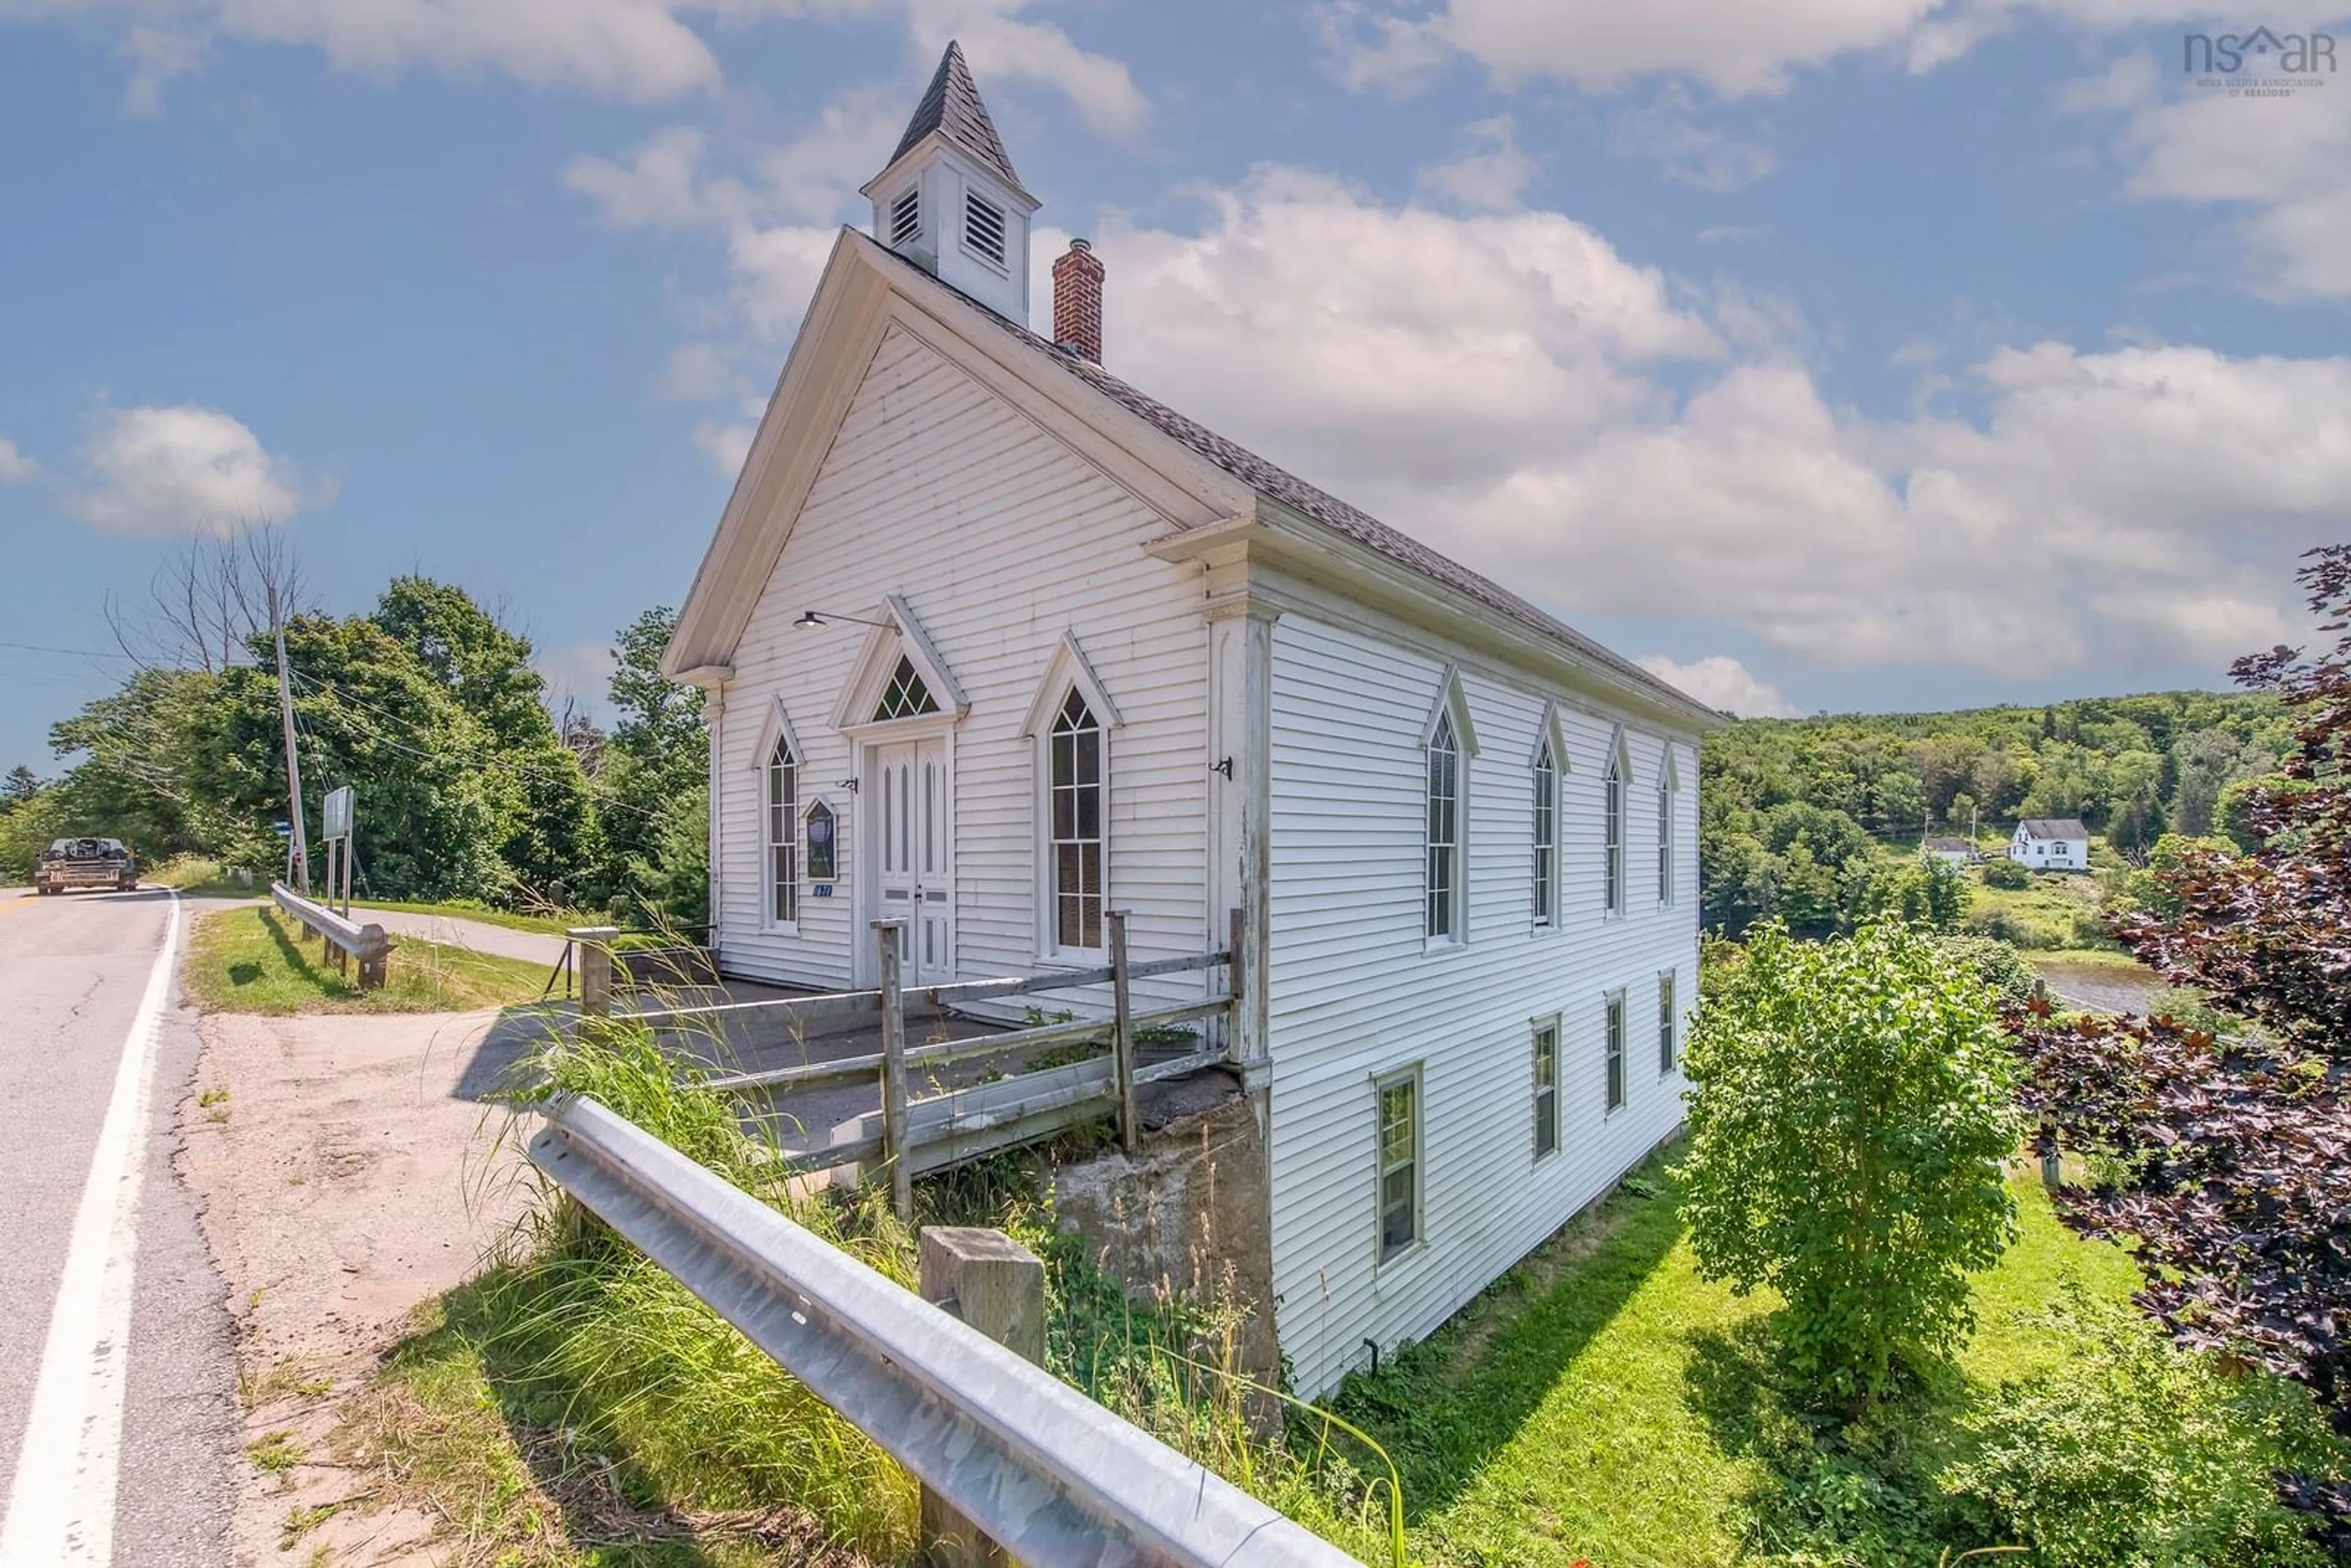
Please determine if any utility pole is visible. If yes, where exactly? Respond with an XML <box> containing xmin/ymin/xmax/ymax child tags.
<box><xmin>272</xmin><ymin>584</ymin><xmax>310</xmax><ymax>895</ymax></box>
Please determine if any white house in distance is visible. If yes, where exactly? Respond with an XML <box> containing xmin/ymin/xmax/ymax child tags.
<box><xmin>1921</xmin><ymin>836</ymin><xmax>1978</xmax><ymax>866</ymax></box>
<box><xmin>662</xmin><ymin>43</ymin><xmax>1723</xmax><ymax>1399</ymax></box>
<box><xmin>2010</xmin><ymin>818</ymin><xmax>2091</xmax><ymax>871</ymax></box>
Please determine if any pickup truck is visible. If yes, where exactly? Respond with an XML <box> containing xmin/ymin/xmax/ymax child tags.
<box><xmin>34</xmin><ymin>838</ymin><xmax>140</xmax><ymax>895</ymax></box>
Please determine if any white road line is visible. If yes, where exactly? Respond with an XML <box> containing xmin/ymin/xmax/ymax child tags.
<box><xmin>0</xmin><ymin>891</ymin><xmax>182</xmax><ymax>1567</ymax></box>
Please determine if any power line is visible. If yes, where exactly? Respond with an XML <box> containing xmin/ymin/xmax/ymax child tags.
<box><xmin>0</xmin><ymin>640</ymin><xmax>137</xmax><ymax>659</ymax></box>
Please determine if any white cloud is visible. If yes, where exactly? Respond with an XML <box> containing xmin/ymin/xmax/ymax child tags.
<box><xmin>725</xmin><ymin>220</ymin><xmax>839</xmax><ymax>339</ymax></box>
<box><xmin>904</xmin><ymin>0</ymin><xmax>1147</xmax><ymax>135</ymax></box>
<box><xmin>1319</xmin><ymin>0</ymin><xmax>2351</xmax><ymax>108</ymax></box>
<box><xmin>67</xmin><ymin>404</ymin><xmax>321</xmax><ymax>536</ymax></box>
<box><xmin>1637</xmin><ymin>654</ymin><xmax>1801</xmax><ymax>717</ymax></box>
<box><xmin>658</xmin><ymin>342</ymin><xmax>756</xmax><ymax>403</ymax></box>
<box><xmin>118</xmin><ymin>25</ymin><xmax>205</xmax><ymax>114</ymax></box>
<box><xmin>566</xmin><ymin>126</ymin><xmax>733</xmax><ymax>228</ymax></box>
<box><xmin>6</xmin><ymin>0</ymin><xmax>727</xmax><ymax>102</ymax></box>
<box><xmin>534</xmin><ymin>639</ymin><xmax>618</xmax><ymax>719</ymax></box>
<box><xmin>692</xmin><ymin>419</ymin><xmax>757</xmax><ymax>475</ymax></box>
<box><xmin>2070</xmin><ymin>53</ymin><xmax>2351</xmax><ymax>299</ymax></box>
<box><xmin>1609</xmin><ymin>90</ymin><xmax>1777</xmax><ymax>191</ymax></box>
<box><xmin>1414</xmin><ymin>115</ymin><xmax>1537</xmax><ymax>211</ymax></box>
<box><xmin>0</xmin><ymin>438</ymin><xmax>37</xmax><ymax>482</ymax></box>
<box><xmin>1078</xmin><ymin>173</ymin><xmax>2349</xmax><ymax>681</ymax></box>
<box><xmin>1325</xmin><ymin>0</ymin><xmax>1943</xmax><ymax>97</ymax></box>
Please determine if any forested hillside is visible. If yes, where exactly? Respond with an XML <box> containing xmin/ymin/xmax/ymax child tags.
<box><xmin>1701</xmin><ymin>690</ymin><xmax>2293</xmax><ymax>937</ymax></box>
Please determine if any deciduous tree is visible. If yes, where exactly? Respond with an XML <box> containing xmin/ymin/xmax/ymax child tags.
<box><xmin>1679</xmin><ymin>920</ymin><xmax>2022</xmax><ymax>1406</ymax></box>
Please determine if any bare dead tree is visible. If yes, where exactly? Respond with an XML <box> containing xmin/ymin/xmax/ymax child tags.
<box><xmin>106</xmin><ymin>518</ymin><xmax>309</xmax><ymax>672</ymax></box>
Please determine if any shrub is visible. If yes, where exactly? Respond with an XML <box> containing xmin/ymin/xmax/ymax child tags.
<box><xmin>1945</xmin><ymin>1294</ymin><xmax>2333</xmax><ymax>1568</ymax></box>
<box><xmin>1981</xmin><ymin>856</ymin><xmax>2031</xmax><ymax>890</ymax></box>
<box><xmin>1678</xmin><ymin>921</ymin><xmax>2023</xmax><ymax>1406</ymax></box>
<box><xmin>1926</xmin><ymin>934</ymin><xmax>2041</xmax><ymax>1007</ymax></box>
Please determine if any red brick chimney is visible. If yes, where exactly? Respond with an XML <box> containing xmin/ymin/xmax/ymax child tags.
<box><xmin>1051</xmin><ymin>238</ymin><xmax>1104</xmax><ymax>364</ymax></box>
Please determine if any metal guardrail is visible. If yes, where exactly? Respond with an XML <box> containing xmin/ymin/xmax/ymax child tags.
<box><xmin>528</xmin><ymin>1094</ymin><xmax>1362</xmax><ymax>1568</ymax></box>
<box><xmin>271</xmin><ymin>880</ymin><xmax>391</xmax><ymax>988</ymax></box>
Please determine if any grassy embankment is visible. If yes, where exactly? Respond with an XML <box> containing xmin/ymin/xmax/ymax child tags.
<box><xmin>1323</xmin><ymin>1152</ymin><xmax>2344</xmax><ymax>1565</ymax></box>
<box><xmin>320</xmin><ymin>1023</ymin><xmax>2347</xmax><ymax>1567</ymax></box>
<box><xmin>184</xmin><ymin>905</ymin><xmax>555</xmax><ymax>1015</ymax></box>
<box><xmin>331</xmin><ymin>1024</ymin><xmax>1401</xmax><ymax>1566</ymax></box>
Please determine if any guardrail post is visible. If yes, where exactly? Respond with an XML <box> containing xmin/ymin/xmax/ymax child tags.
<box><xmin>1108</xmin><ymin>909</ymin><xmax>1139</xmax><ymax>1155</ymax></box>
<box><xmin>571</xmin><ymin>926</ymin><xmax>619</xmax><ymax>1026</ymax></box>
<box><xmin>918</xmin><ymin>1227</ymin><xmax>1046</xmax><ymax>1567</ymax></box>
<box><xmin>356</xmin><ymin>925</ymin><xmax>388</xmax><ymax>989</ymax></box>
<box><xmin>876</xmin><ymin>921</ymin><xmax>912</xmax><ymax>1223</ymax></box>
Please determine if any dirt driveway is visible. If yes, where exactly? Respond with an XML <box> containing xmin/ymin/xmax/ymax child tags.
<box><xmin>179</xmin><ymin>999</ymin><xmax>553</xmax><ymax>1564</ymax></box>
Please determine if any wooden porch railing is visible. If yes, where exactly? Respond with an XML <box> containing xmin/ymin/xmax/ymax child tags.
<box><xmin>576</xmin><ymin>909</ymin><xmax>1248</xmax><ymax>1218</ymax></box>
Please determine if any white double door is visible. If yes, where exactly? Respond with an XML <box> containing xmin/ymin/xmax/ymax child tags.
<box><xmin>871</xmin><ymin>735</ymin><xmax>953</xmax><ymax>984</ymax></box>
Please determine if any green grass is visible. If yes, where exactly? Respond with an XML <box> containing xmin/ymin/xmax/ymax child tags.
<box><xmin>1321</xmin><ymin>1149</ymin><xmax>2341</xmax><ymax>1567</ymax></box>
<box><xmin>323</xmin><ymin>1027</ymin><xmax>2341</xmax><ymax>1567</ymax></box>
<box><xmin>348</xmin><ymin>899</ymin><xmax>597</xmax><ymax>936</ymax></box>
<box><xmin>326</xmin><ymin>1026</ymin><xmax>1399</xmax><ymax>1567</ymax></box>
<box><xmin>1961</xmin><ymin>865</ymin><xmax>2115</xmax><ymax>951</ymax></box>
<box><xmin>142</xmin><ymin>854</ymin><xmax>266</xmax><ymax>899</ymax></box>
<box><xmin>184</xmin><ymin>906</ymin><xmax>558</xmax><ymax>1015</ymax></box>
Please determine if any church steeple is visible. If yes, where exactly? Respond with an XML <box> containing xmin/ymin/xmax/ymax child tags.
<box><xmin>861</xmin><ymin>41</ymin><xmax>1040</xmax><ymax>326</ymax></box>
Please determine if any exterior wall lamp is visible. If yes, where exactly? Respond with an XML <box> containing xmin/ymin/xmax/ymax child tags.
<box><xmin>792</xmin><ymin>609</ymin><xmax>895</xmax><ymax>631</ymax></box>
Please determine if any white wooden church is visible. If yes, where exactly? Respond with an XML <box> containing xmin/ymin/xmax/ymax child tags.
<box><xmin>664</xmin><ymin>43</ymin><xmax>1722</xmax><ymax>1398</ymax></box>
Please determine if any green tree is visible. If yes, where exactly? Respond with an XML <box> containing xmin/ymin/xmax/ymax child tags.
<box><xmin>2</xmin><ymin>765</ymin><xmax>37</xmax><ymax>807</ymax></box>
<box><xmin>1677</xmin><ymin>921</ymin><xmax>2022</xmax><ymax>1406</ymax></box>
<box><xmin>2170</xmin><ymin>727</ymin><xmax>2260</xmax><ymax>838</ymax></box>
<box><xmin>368</xmin><ymin>577</ymin><xmax>602</xmax><ymax>900</ymax></box>
<box><xmin>600</xmin><ymin>606</ymin><xmax>707</xmax><ymax>919</ymax></box>
<box><xmin>189</xmin><ymin>613</ymin><xmax>509</xmax><ymax>900</ymax></box>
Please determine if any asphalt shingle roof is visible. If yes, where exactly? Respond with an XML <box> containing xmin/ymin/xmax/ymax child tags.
<box><xmin>2017</xmin><ymin>818</ymin><xmax>2091</xmax><ymax>839</ymax></box>
<box><xmin>889</xmin><ymin>42</ymin><xmax>1026</xmax><ymax>195</ymax></box>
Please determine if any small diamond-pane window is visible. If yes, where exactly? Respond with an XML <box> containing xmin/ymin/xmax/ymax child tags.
<box><xmin>873</xmin><ymin>655</ymin><xmax>939</xmax><ymax>721</ymax></box>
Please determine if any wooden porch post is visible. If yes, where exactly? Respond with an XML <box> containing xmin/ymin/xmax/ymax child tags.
<box><xmin>1108</xmin><ymin>909</ymin><xmax>1139</xmax><ymax>1155</ymax></box>
<box><xmin>876</xmin><ymin>921</ymin><xmax>913</xmax><ymax>1221</ymax></box>
<box><xmin>1226</xmin><ymin>905</ymin><xmax>1247</xmax><ymax>1067</ymax></box>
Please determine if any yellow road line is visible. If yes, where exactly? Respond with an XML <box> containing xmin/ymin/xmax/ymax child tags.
<box><xmin>0</xmin><ymin>894</ymin><xmax>43</xmax><ymax>917</ymax></box>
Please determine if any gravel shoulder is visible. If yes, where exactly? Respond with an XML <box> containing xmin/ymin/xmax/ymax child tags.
<box><xmin>179</xmin><ymin>999</ymin><xmax>550</xmax><ymax>1565</ymax></box>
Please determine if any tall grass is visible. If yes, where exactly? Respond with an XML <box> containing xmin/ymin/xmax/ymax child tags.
<box><xmin>387</xmin><ymin>1018</ymin><xmax>1395</xmax><ymax>1564</ymax></box>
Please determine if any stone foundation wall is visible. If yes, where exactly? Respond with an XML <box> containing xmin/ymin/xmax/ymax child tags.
<box><xmin>1049</xmin><ymin>1090</ymin><xmax>1278</xmax><ymax>1387</ymax></box>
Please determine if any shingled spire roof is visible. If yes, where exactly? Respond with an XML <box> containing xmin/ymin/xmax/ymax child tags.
<box><xmin>888</xmin><ymin>41</ymin><xmax>1026</xmax><ymax>195</ymax></box>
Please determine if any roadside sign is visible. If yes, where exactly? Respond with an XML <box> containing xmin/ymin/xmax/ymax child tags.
<box><xmin>323</xmin><ymin>786</ymin><xmax>354</xmax><ymax>841</ymax></box>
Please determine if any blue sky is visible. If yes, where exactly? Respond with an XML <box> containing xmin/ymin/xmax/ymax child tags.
<box><xmin>2</xmin><ymin>0</ymin><xmax>2347</xmax><ymax>774</ymax></box>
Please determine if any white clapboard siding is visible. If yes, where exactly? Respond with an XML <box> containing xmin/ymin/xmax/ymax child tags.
<box><xmin>1265</xmin><ymin>612</ymin><xmax>1702</xmax><ymax>1400</ymax></box>
<box><xmin>715</xmin><ymin>324</ymin><xmax>1212</xmax><ymax>1007</ymax></box>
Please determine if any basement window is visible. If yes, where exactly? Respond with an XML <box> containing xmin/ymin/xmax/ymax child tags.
<box><xmin>1377</xmin><ymin>1068</ymin><xmax>1421</xmax><ymax>1262</ymax></box>
<box><xmin>1533</xmin><ymin>1019</ymin><xmax>1559</xmax><ymax>1160</ymax></box>
<box><xmin>1658</xmin><ymin>970</ymin><xmax>1678</xmax><ymax>1075</ymax></box>
<box><xmin>889</xmin><ymin>186</ymin><xmax>921</xmax><ymax>249</ymax></box>
<box><xmin>964</xmin><ymin>190</ymin><xmax>1007</xmax><ymax>267</ymax></box>
<box><xmin>1605</xmin><ymin>990</ymin><xmax>1627</xmax><ymax>1112</ymax></box>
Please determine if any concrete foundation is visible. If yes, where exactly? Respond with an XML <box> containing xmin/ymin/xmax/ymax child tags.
<box><xmin>1050</xmin><ymin>1081</ymin><xmax>1278</xmax><ymax>1390</ymax></box>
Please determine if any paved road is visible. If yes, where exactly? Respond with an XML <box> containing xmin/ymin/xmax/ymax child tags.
<box><xmin>0</xmin><ymin>888</ymin><xmax>235</xmax><ymax>1567</ymax></box>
